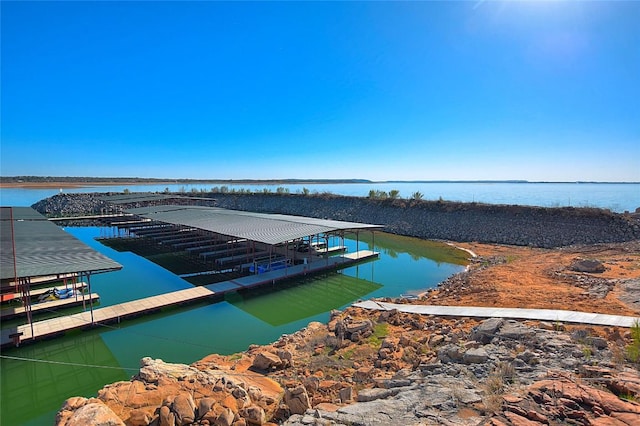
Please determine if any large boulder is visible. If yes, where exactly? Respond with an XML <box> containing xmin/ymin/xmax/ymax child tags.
<box><xmin>571</xmin><ymin>258</ymin><xmax>606</xmax><ymax>273</ymax></box>
<box><xmin>437</xmin><ymin>344</ymin><xmax>464</xmax><ymax>363</ymax></box>
<box><xmin>215</xmin><ymin>407</ymin><xmax>235</xmax><ymax>426</ymax></box>
<box><xmin>127</xmin><ymin>409</ymin><xmax>153</xmax><ymax>426</ymax></box>
<box><xmin>345</xmin><ymin>319</ymin><xmax>374</xmax><ymax>335</ymax></box>
<box><xmin>172</xmin><ymin>394</ymin><xmax>196</xmax><ymax>426</ymax></box>
<box><xmin>158</xmin><ymin>405</ymin><xmax>174</xmax><ymax>426</ymax></box>
<box><xmin>497</xmin><ymin>321</ymin><xmax>536</xmax><ymax>341</ymax></box>
<box><xmin>463</xmin><ymin>347</ymin><xmax>489</xmax><ymax>364</ymax></box>
<box><xmin>470</xmin><ymin>318</ymin><xmax>504</xmax><ymax>344</ymax></box>
<box><xmin>240</xmin><ymin>405</ymin><xmax>266</xmax><ymax>425</ymax></box>
<box><xmin>529</xmin><ymin>378</ymin><xmax>640</xmax><ymax>420</ymax></box>
<box><xmin>252</xmin><ymin>352</ymin><xmax>283</xmax><ymax>371</ymax></box>
<box><xmin>60</xmin><ymin>401</ymin><xmax>125</xmax><ymax>426</ymax></box>
<box><xmin>284</xmin><ymin>385</ymin><xmax>311</xmax><ymax>415</ymax></box>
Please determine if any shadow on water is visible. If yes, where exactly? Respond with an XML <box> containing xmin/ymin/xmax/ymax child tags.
<box><xmin>227</xmin><ymin>273</ymin><xmax>383</xmax><ymax>326</ymax></box>
<box><xmin>351</xmin><ymin>231</ymin><xmax>470</xmax><ymax>266</ymax></box>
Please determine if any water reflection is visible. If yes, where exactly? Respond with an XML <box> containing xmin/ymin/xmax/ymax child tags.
<box><xmin>227</xmin><ymin>273</ymin><xmax>383</xmax><ymax>326</ymax></box>
<box><xmin>1</xmin><ymin>332</ymin><xmax>129</xmax><ymax>426</ymax></box>
<box><xmin>1</xmin><ymin>228</ymin><xmax>467</xmax><ymax>425</ymax></box>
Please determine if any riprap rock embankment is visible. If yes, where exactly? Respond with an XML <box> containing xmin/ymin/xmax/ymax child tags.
<box><xmin>33</xmin><ymin>192</ymin><xmax>640</xmax><ymax>248</ymax></box>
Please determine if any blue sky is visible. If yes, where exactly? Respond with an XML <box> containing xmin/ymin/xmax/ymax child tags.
<box><xmin>1</xmin><ymin>1</ymin><xmax>638</xmax><ymax>182</ymax></box>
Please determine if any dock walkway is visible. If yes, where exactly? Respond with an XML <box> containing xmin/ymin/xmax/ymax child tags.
<box><xmin>353</xmin><ymin>300</ymin><xmax>640</xmax><ymax>328</ymax></box>
<box><xmin>1</xmin><ymin>250</ymin><xmax>378</xmax><ymax>347</ymax></box>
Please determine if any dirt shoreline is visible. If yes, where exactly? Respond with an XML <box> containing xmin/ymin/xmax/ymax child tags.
<box><xmin>427</xmin><ymin>241</ymin><xmax>640</xmax><ymax>316</ymax></box>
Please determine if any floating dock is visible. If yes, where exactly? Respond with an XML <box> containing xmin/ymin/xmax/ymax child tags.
<box><xmin>1</xmin><ymin>283</ymin><xmax>88</xmax><ymax>303</ymax></box>
<box><xmin>1</xmin><ymin>250</ymin><xmax>378</xmax><ymax>347</ymax></box>
<box><xmin>317</xmin><ymin>245</ymin><xmax>347</xmax><ymax>255</ymax></box>
<box><xmin>0</xmin><ymin>273</ymin><xmax>79</xmax><ymax>293</ymax></box>
<box><xmin>1</xmin><ymin>292</ymin><xmax>100</xmax><ymax>320</ymax></box>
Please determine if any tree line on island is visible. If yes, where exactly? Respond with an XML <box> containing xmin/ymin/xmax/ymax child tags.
<box><xmin>122</xmin><ymin>186</ymin><xmax>428</xmax><ymax>201</ymax></box>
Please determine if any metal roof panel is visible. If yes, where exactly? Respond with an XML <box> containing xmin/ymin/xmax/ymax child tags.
<box><xmin>1</xmin><ymin>207</ymin><xmax>122</xmax><ymax>280</ymax></box>
<box><xmin>126</xmin><ymin>205</ymin><xmax>382</xmax><ymax>245</ymax></box>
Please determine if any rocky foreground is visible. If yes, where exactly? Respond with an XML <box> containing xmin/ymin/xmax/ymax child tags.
<box><xmin>55</xmin><ymin>242</ymin><xmax>640</xmax><ymax>426</ymax></box>
<box><xmin>55</xmin><ymin>310</ymin><xmax>640</xmax><ymax>426</ymax></box>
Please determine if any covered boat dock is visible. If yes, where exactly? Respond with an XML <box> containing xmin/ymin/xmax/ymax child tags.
<box><xmin>1</xmin><ymin>198</ymin><xmax>383</xmax><ymax>346</ymax></box>
<box><xmin>103</xmin><ymin>202</ymin><xmax>383</xmax><ymax>286</ymax></box>
<box><xmin>0</xmin><ymin>207</ymin><xmax>122</xmax><ymax>345</ymax></box>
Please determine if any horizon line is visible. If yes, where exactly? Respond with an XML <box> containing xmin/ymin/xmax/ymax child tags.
<box><xmin>1</xmin><ymin>176</ymin><xmax>639</xmax><ymax>185</ymax></box>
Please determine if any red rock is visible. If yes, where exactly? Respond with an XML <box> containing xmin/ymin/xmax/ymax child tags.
<box><xmin>172</xmin><ymin>393</ymin><xmax>196</xmax><ymax>425</ymax></box>
<box><xmin>505</xmin><ymin>404</ymin><xmax>528</xmax><ymax>418</ymax></box>
<box><xmin>103</xmin><ymin>380</ymin><xmax>166</xmax><ymax>411</ymax></box>
<box><xmin>587</xmin><ymin>416</ymin><xmax>629</xmax><ymax>425</ymax></box>
<box><xmin>215</xmin><ymin>407</ymin><xmax>235</xmax><ymax>426</ymax></box>
<box><xmin>303</xmin><ymin>376</ymin><xmax>320</xmax><ymax>393</ymax></box>
<box><xmin>319</xmin><ymin>380</ymin><xmax>338</xmax><ymax>390</ymax></box>
<box><xmin>504</xmin><ymin>411</ymin><xmax>544</xmax><ymax>426</ymax></box>
<box><xmin>353</xmin><ymin>366</ymin><xmax>374</xmax><ymax>383</ymax></box>
<box><xmin>55</xmin><ymin>410</ymin><xmax>73</xmax><ymax>426</ymax></box>
<box><xmin>531</xmin><ymin>379</ymin><xmax>640</xmax><ymax>415</ymax></box>
<box><xmin>240</xmin><ymin>405</ymin><xmax>265</xmax><ymax>425</ymax></box>
<box><xmin>158</xmin><ymin>405</ymin><xmax>174</xmax><ymax>426</ymax></box>
<box><xmin>284</xmin><ymin>386</ymin><xmax>311</xmax><ymax>415</ymax></box>
<box><xmin>60</xmin><ymin>397</ymin><xmax>88</xmax><ymax>412</ymax></box>
<box><xmin>252</xmin><ymin>352</ymin><xmax>283</xmax><ymax>371</ymax></box>
<box><xmin>222</xmin><ymin>394</ymin><xmax>239</xmax><ymax>413</ymax></box>
<box><xmin>64</xmin><ymin>402</ymin><xmax>125</xmax><ymax>426</ymax></box>
<box><xmin>503</xmin><ymin>395</ymin><xmax>523</xmax><ymax>404</ymax></box>
<box><xmin>128</xmin><ymin>408</ymin><xmax>153</xmax><ymax>426</ymax></box>
<box><xmin>610</xmin><ymin>412</ymin><xmax>640</xmax><ymax>425</ymax></box>
<box><xmin>198</xmin><ymin>397</ymin><xmax>217</xmax><ymax>418</ymax></box>
<box><xmin>596</xmin><ymin>392</ymin><xmax>640</xmax><ymax>415</ymax></box>
<box><xmin>608</xmin><ymin>370</ymin><xmax>640</xmax><ymax>398</ymax></box>
<box><xmin>315</xmin><ymin>402</ymin><xmax>339</xmax><ymax>412</ymax></box>
<box><xmin>526</xmin><ymin>410</ymin><xmax>548</xmax><ymax>423</ymax></box>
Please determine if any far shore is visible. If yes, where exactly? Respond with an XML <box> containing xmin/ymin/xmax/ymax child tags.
<box><xmin>0</xmin><ymin>179</ymin><xmax>373</xmax><ymax>189</ymax></box>
<box><xmin>0</xmin><ymin>181</ymin><xmax>176</xmax><ymax>189</ymax></box>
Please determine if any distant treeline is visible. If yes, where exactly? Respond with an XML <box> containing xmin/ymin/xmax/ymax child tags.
<box><xmin>1</xmin><ymin>176</ymin><xmax>171</xmax><ymax>183</ymax></box>
<box><xmin>0</xmin><ymin>176</ymin><xmax>372</xmax><ymax>184</ymax></box>
<box><xmin>3</xmin><ymin>176</ymin><xmax>635</xmax><ymax>185</ymax></box>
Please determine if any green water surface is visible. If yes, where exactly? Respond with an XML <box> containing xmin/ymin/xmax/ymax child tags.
<box><xmin>1</xmin><ymin>228</ymin><xmax>467</xmax><ymax>425</ymax></box>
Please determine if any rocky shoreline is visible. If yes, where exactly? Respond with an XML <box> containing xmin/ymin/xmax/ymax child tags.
<box><xmin>55</xmin><ymin>303</ymin><xmax>640</xmax><ymax>426</ymax></box>
<box><xmin>30</xmin><ymin>192</ymin><xmax>640</xmax><ymax>425</ymax></box>
<box><xmin>53</xmin><ymin>240</ymin><xmax>640</xmax><ymax>426</ymax></box>
<box><xmin>32</xmin><ymin>192</ymin><xmax>640</xmax><ymax>248</ymax></box>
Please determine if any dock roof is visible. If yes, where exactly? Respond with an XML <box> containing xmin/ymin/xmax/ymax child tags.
<box><xmin>0</xmin><ymin>207</ymin><xmax>122</xmax><ymax>280</ymax></box>
<box><xmin>126</xmin><ymin>205</ymin><xmax>382</xmax><ymax>245</ymax></box>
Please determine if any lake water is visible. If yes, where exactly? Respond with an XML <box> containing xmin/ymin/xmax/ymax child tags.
<box><xmin>0</xmin><ymin>223</ymin><xmax>467</xmax><ymax>424</ymax></box>
<box><xmin>1</xmin><ymin>181</ymin><xmax>638</xmax><ymax>212</ymax></box>
<box><xmin>0</xmin><ymin>181</ymin><xmax>637</xmax><ymax>424</ymax></box>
